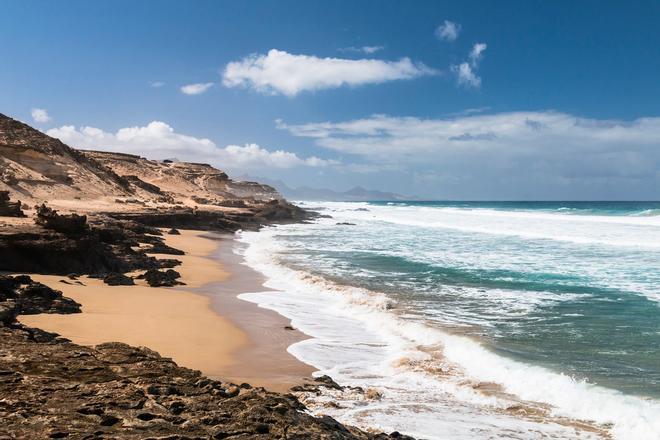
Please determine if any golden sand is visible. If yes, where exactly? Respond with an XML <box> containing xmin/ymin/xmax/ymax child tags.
<box><xmin>18</xmin><ymin>229</ymin><xmax>314</xmax><ymax>392</ymax></box>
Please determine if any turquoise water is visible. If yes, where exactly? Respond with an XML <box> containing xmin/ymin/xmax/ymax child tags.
<box><xmin>238</xmin><ymin>201</ymin><xmax>660</xmax><ymax>438</ymax></box>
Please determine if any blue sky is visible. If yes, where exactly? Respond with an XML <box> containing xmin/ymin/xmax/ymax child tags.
<box><xmin>2</xmin><ymin>0</ymin><xmax>660</xmax><ymax>199</ymax></box>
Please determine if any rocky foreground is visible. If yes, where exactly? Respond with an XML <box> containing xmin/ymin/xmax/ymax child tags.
<box><xmin>0</xmin><ymin>275</ymin><xmax>411</xmax><ymax>440</ymax></box>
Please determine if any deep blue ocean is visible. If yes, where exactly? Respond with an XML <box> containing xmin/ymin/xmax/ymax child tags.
<box><xmin>238</xmin><ymin>201</ymin><xmax>660</xmax><ymax>439</ymax></box>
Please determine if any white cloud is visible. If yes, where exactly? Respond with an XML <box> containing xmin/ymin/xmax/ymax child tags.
<box><xmin>180</xmin><ymin>82</ymin><xmax>214</xmax><ymax>95</ymax></box>
<box><xmin>149</xmin><ymin>81</ymin><xmax>165</xmax><ymax>88</ymax></box>
<box><xmin>452</xmin><ymin>43</ymin><xmax>487</xmax><ymax>88</ymax></box>
<box><xmin>222</xmin><ymin>49</ymin><xmax>435</xmax><ymax>96</ymax></box>
<box><xmin>220</xmin><ymin>144</ymin><xmax>338</xmax><ymax>169</ymax></box>
<box><xmin>46</xmin><ymin>121</ymin><xmax>333</xmax><ymax>171</ymax></box>
<box><xmin>469</xmin><ymin>43</ymin><xmax>487</xmax><ymax>66</ymax></box>
<box><xmin>276</xmin><ymin>112</ymin><xmax>660</xmax><ymax>181</ymax></box>
<box><xmin>435</xmin><ymin>20</ymin><xmax>461</xmax><ymax>41</ymax></box>
<box><xmin>339</xmin><ymin>46</ymin><xmax>385</xmax><ymax>54</ymax></box>
<box><xmin>452</xmin><ymin>62</ymin><xmax>481</xmax><ymax>88</ymax></box>
<box><xmin>31</xmin><ymin>108</ymin><xmax>51</xmax><ymax>123</ymax></box>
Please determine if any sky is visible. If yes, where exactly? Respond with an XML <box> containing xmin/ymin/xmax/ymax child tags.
<box><xmin>2</xmin><ymin>0</ymin><xmax>660</xmax><ymax>200</ymax></box>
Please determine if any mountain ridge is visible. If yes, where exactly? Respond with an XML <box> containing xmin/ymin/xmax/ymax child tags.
<box><xmin>238</xmin><ymin>175</ymin><xmax>419</xmax><ymax>202</ymax></box>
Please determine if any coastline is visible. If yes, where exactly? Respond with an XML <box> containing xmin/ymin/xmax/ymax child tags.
<box><xmin>202</xmin><ymin>234</ymin><xmax>316</xmax><ymax>390</ymax></box>
<box><xmin>18</xmin><ymin>229</ymin><xmax>314</xmax><ymax>393</ymax></box>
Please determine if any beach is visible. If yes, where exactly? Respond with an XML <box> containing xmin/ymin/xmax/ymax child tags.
<box><xmin>19</xmin><ymin>229</ymin><xmax>314</xmax><ymax>393</ymax></box>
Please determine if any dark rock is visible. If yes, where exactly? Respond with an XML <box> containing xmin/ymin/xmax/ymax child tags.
<box><xmin>140</xmin><ymin>269</ymin><xmax>183</xmax><ymax>287</ymax></box>
<box><xmin>0</xmin><ymin>191</ymin><xmax>25</xmax><ymax>217</ymax></box>
<box><xmin>103</xmin><ymin>273</ymin><xmax>135</xmax><ymax>286</ymax></box>
<box><xmin>0</xmin><ymin>215</ymin><xmax>181</xmax><ymax>276</ymax></box>
<box><xmin>0</xmin><ymin>275</ymin><xmax>81</xmax><ymax>324</ymax></box>
<box><xmin>168</xmin><ymin>401</ymin><xmax>185</xmax><ymax>415</ymax></box>
<box><xmin>167</xmin><ymin>228</ymin><xmax>181</xmax><ymax>235</ymax></box>
<box><xmin>99</xmin><ymin>415</ymin><xmax>121</xmax><ymax>426</ymax></box>
<box><xmin>123</xmin><ymin>175</ymin><xmax>163</xmax><ymax>194</ymax></box>
<box><xmin>0</xmin><ymin>320</ymin><xmax>414</xmax><ymax>438</ymax></box>
<box><xmin>291</xmin><ymin>375</ymin><xmax>344</xmax><ymax>393</ymax></box>
<box><xmin>314</xmin><ymin>375</ymin><xmax>344</xmax><ymax>390</ymax></box>
<box><xmin>136</xmin><ymin>412</ymin><xmax>157</xmax><ymax>421</ymax></box>
<box><xmin>35</xmin><ymin>204</ymin><xmax>88</xmax><ymax>235</ymax></box>
<box><xmin>141</xmin><ymin>240</ymin><xmax>185</xmax><ymax>256</ymax></box>
<box><xmin>336</xmin><ymin>222</ymin><xmax>356</xmax><ymax>226</ymax></box>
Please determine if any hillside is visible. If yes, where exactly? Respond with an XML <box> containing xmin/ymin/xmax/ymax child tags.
<box><xmin>0</xmin><ymin>113</ymin><xmax>282</xmax><ymax>213</ymax></box>
<box><xmin>0</xmin><ymin>113</ymin><xmax>131</xmax><ymax>202</ymax></box>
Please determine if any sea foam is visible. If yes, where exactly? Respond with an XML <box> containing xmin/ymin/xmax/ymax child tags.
<box><xmin>236</xmin><ymin>224</ymin><xmax>660</xmax><ymax>440</ymax></box>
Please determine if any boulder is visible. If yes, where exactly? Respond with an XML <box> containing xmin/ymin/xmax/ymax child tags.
<box><xmin>103</xmin><ymin>273</ymin><xmax>135</xmax><ymax>286</ymax></box>
<box><xmin>139</xmin><ymin>269</ymin><xmax>183</xmax><ymax>287</ymax></box>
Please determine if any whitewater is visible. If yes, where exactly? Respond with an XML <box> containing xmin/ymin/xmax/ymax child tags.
<box><xmin>235</xmin><ymin>201</ymin><xmax>660</xmax><ymax>439</ymax></box>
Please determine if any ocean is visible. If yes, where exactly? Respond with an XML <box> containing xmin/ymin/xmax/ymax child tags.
<box><xmin>235</xmin><ymin>201</ymin><xmax>660</xmax><ymax>439</ymax></box>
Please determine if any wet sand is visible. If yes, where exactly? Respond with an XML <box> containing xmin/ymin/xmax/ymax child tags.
<box><xmin>201</xmin><ymin>235</ymin><xmax>315</xmax><ymax>390</ymax></box>
<box><xmin>18</xmin><ymin>229</ymin><xmax>314</xmax><ymax>393</ymax></box>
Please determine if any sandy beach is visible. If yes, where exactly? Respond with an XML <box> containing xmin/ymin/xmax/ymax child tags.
<box><xmin>19</xmin><ymin>229</ymin><xmax>314</xmax><ymax>392</ymax></box>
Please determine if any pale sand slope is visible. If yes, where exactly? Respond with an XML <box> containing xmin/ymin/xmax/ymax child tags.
<box><xmin>18</xmin><ymin>230</ymin><xmax>313</xmax><ymax>392</ymax></box>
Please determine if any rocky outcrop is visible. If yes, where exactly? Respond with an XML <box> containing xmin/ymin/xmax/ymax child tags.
<box><xmin>35</xmin><ymin>204</ymin><xmax>88</xmax><ymax>235</ymax></box>
<box><xmin>0</xmin><ymin>277</ymin><xmax>410</xmax><ymax>439</ymax></box>
<box><xmin>138</xmin><ymin>269</ymin><xmax>183</xmax><ymax>287</ymax></box>
<box><xmin>0</xmin><ymin>215</ymin><xmax>181</xmax><ymax>275</ymax></box>
<box><xmin>103</xmin><ymin>273</ymin><xmax>135</xmax><ymax>286</ymax></box>
<box><xmin>0</xmin><ymin>325</ymin><xmax>411</xmax><ymax>439</ymax></box>
<box><xmin>0</xmin><ymin>275</ymin><xmax>81</xmax><ymax>325</ymax></box>
<box><xmin>0</xmin><ymin>191</ymin><xmax>24</xmax><ymax>217</ymax></box>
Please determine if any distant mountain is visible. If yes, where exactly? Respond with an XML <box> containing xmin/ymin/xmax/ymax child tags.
<box><xmin>237</xmin><ymin>175</ymin><xmax>418</xmax><ymax>201</ymax></box>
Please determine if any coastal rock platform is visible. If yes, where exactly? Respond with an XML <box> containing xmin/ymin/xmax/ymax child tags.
<box><xmin>0</xmin><ymin>278</ymin><xmax>411</xmax><ymax>440</ymax></box>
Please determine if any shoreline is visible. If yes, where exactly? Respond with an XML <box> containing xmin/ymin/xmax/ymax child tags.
<box><xmin>18</xmin><ymin>229</ymin><xmax>315</xmax><ymax>393</ymax></box>
<box><xmin>200</xmin><ymin>234</ymin><xmax>316</xmax><ymax>390</ymax></box>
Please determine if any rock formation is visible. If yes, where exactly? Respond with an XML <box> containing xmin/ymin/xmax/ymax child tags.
<box><xmin>0</xmin><ymin>191</ymin><xmax>24</xmax><ymax>217</ymax></box>
<box><xmin>103</xmin><ymin>273</ymin><xmax>135</xmax><ymax>286</ymax></box>
<box><xmin>35</xmin><ymin>204</ymin><xmax>88</xmax><ymax>235</ymax></box>
<box><xmin>0</xmin><ymin>275</ymin><xmax>81</xmax><ymax>325</ymax></box>
<box><xmin>139</xmin><ymin>269</ymin><xmax>184</xmax><ymax>287</ymax></box>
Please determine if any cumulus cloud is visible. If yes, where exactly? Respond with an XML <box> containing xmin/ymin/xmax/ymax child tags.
<box><xmin>31</xmin><ymin>108</ymin><xmax>51</xmax><ymax>123</ymax></box>
<box><xmin>180</xmin><ymin>82</ymin><xmax>214</xmax><ymax>95</ymax></box>
<box><xmin>452</xmin><ymin>43</ymin><xmax>487</xmax><ymax>88</ymax></box>
<box><xmin>276</xmin><ymin>111</ymin><xmax>660</xmax><ymax>184</ymax></box>
<box><xmin>452</xmin><ymin>62</ymin><xmax>481</xmax><ymax>88</ymax></box>
<box><xmin>219</xmin><ymin>144</ymin><xmax>338</xmax><ymax>169</ymax></box>
<box><xmin>469</xmin><ymin>43</ymin><xmax>487</xmax><ymax>66</ymax></box>
<box><xmin>222</xmin><ymin>49</ymin><xmax>435</xmax><ymax>96</ymax></box>
<box><xmin>435</xmin><ymin>20</ymin><xmax>461</xmax><ymax>41</ymax></box>
<box><xmin>149</xmin><ymin>81</ymin><xmax>165</xmax><ymax>88</ymax></box>
<box><xmin>46</xmin><ymin>121</ymin><xmax>333</xmax><ymax>171</ymax></box>
<box><xmin>339</xmin><ymin>46</ymin><xmax>385</xmax><ymax>54</ymax></box>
